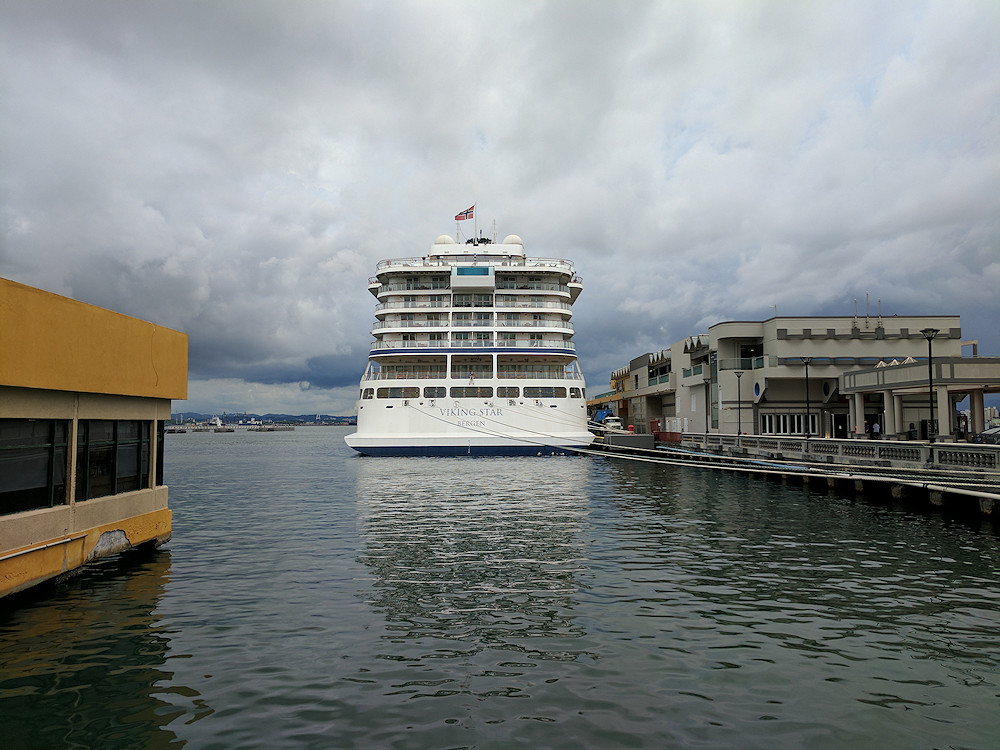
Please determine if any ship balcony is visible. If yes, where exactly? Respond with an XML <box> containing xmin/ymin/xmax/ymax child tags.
<box><xmin>374</xmin><ymin>300</ymin><xmax>451</xmax><ymax>313</ymax></box>
<box><xmin>370</xmin><ymin>340</ymin><xmax>576</xmax><ymax>352</ymax></box>
<box><xmin>495</xmin><ymin>282</ymin><xmax>571</xmax><ymax>295</ymax></box>
<box><xmin>494</xmin><ymin>300</ymin><xmax>573</xmax><ymax>312</ymax></box>
<box><xmin>361</xmin><ymin>369</ymin><xmax>584</xmax><ymax>382</ymax></box>
<box><xmin>375</xmin><ymin>256</ymin><xmax>577</xmax><ymax>275</ymax></box>
<box><xmin>372</xmin><ymin>320</ymin><xmax>573</xmax><ymax>334</ymax></box>
<box><xmin>375</xmin><ymin>281</ymin><xmax>452</xmax><ymax>296</ymax></box>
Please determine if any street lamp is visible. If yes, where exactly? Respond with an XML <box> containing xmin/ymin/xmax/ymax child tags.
<box><xmin>801</xmin><ymin>357</ymin><xmax>812</xmax><ymax>439</ymax></box>
<box><xmin>921</xmin><ymin>328</ymin><xmax>939</xmax><ymax>443</ymax></box>
<box><xmin>735</xmin><ymin>371</ymin><xmax>744</xmax><ymax>436</ymax></box>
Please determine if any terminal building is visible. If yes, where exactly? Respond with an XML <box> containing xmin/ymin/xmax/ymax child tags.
<box><xmin>1</xmin><ymin>278</ymin><xmax>188</xmax><ymax>598</ymax></box>
<box><xmin>592</xmin><ymin>314</ymin><xmax>1000</xmax><ymax>441</ymax></box>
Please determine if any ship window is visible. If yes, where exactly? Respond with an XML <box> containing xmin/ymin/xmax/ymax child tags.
<box><xmin>376</xmin><ymin>387</ymin><xmax>420</xmax><ymax>399</ymax></box>
<box><xmin>450</xmin><ymin>387</ymin><xmax>493</xmax><ymax>398</ymax></box>
<box><xmin>570</xmin><ymin>388</ymin><xmax>582</xmax><ymax>398</ymax></box>
<box><xmin>497</xmin><ymin>387</ymin><xmax>519</xmax><ymax>398</ymax></box>
<box><xmin>456</xmin><ymin>267</ymin><xmax>489</xmax><ymax>276</ymax></box>
<box><xmin>524</xmin><ymin>387</ymin><xmax>567</xmax><ymax>398</ymax></box>
<box><xmin>362</xmin><ymin>388</ymin><xmax>375</xmax><ymax>399</ymax></box>
<box><xmin>423</xmin><ymin>387</ymin><xmax>446</xmax><ymax>398</ymax></box>
<box><xmin>0</xmin><ymin>419</ymin><xmax>69</xmax><ymax>515</ymax></box>
<box><xmin>453</xmin><ymin>332</ymin><xmax>470</xmax><ymax>341</ymax></box>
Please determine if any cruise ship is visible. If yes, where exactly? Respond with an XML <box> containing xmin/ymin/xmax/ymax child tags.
<box><xmin>344</xmin><ymin>231</ymin><xmax>595</xmax><ymax>456</ymax></box>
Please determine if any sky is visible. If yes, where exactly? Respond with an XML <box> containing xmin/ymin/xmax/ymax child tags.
<box><xmin>2</xmin><ymin>0</ymin><xmax>998</xmax><ymax>416</ymax></box>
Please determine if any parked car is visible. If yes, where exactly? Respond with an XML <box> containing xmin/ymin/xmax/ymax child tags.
<box><xmin>971</xmin><ymin>426</ymin><xmax>1000</xmax><ymax>444</ymax></box>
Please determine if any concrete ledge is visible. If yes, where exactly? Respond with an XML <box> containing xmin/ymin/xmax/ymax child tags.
<box><xmin>1</xmin><ymin>503</ymin><xmax>171</xmax><ymax>598</ymax></box>
<box><xmin>606</xmin><ymin>433</ymin><xmax>655</xmax><ymax>449</ymax></box>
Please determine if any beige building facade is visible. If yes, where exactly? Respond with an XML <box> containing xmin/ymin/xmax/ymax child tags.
<box><xmin>595</xmin><ymin>314</ymin><xmax>1000</xmax><ymax>441</ymax></box>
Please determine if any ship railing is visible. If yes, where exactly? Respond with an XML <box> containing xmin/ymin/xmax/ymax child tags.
<box><xmin>375</xmin><ymin>256</ymin><xmax>576</xmax><ymax>274</ymax></box>
<box><xmin>362</xmin><ymin>371</ymin><xmax>448</xmax><ymax>381</ymax></box>
<box><xmin>369</xmin><ymin>340</ymin><xmax>577</xmax><ymax>351</ymax></box>
<box><xmin>495</xmin><ymin>282</ymin><xmax>570</xmax><ymax>293</ymax></box>
<box><xmin>376</xmin><ymin>282</ymin><xmax>452</xmax><ymax>293</ymax></box>
<box><xmin>373</xmin><ymin>320</ymin><xmax>447</xmax><ymax>329</ymax></box>
<box><xmin>374</xmin><ymin>301</ymin><xmax>450</xmax><ymax>311</ymax></box>
<box><xmin>496</xmin><ymin>320</ymin><xmax>574</xmax><ymax>329</ymax></box>
<box><xmin>494</xmin><ymin>300</ymin><xmax>573</xmax><ymax>311</ymax></box>
<box><xmin>363</xmin><ymin>370</ymin><xmax>585</xmax><ymax>381</ymax></box>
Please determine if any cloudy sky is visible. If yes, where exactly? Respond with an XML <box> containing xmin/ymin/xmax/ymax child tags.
<box><xmin>3</xmin><ymin>1</ymin><xmax>998</xmax><ymax>415</ymax></box>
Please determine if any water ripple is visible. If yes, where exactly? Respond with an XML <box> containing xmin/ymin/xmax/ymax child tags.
<box><xmin>1</xmin><ymin>430</ymin><xmax>998</xmax><ymax>748</ymax></box>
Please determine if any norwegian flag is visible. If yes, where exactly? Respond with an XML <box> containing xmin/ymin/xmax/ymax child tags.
<box><xmin>454</xmin><ymin>205</ymin><xmax>475</xmax><ymax>221</ymax></box>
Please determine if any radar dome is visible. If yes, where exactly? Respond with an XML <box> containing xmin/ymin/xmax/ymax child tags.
<box><xmin>434</xmin><ymin>235</ymin><xmax>456</xmax><ymax>244</ymax></box>
<box><xmin>502</xmin><ymin>234</ymin><xmax>523</xmax><ymax>245</ymax></box>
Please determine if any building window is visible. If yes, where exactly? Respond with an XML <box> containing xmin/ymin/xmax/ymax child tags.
<box><xmin>156</xmin><ymin>421</ymin><xmax>165</xmax><ymax>487</ymax></box>
<box><xmin>0</xmin><ymin>419</ymin><xmax>69</xmax><ymax>515</ymax></box>
<box><xmin>759</xmin><ymin>413</ymin><xmax>818</xmax><ymax>435</ymax></box>
<box><xmin>76</xmin><ymin>420</ymin><xmax>152</xmax><ymax>501</ymax></box>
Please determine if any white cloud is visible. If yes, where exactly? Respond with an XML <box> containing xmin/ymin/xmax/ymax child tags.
<box><xmin>2</xmin><ymin>0</ymin><xmax>997</xmax><ymax>413</ymax></box>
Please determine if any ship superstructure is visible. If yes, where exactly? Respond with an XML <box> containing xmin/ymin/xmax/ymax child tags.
<box><xmin>344</xmin><ymin>233</ymin><xmax>594</xmax><ymax>455</ymax></box>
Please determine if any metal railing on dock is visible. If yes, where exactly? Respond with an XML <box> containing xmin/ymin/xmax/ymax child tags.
<box><xmin>584</xmin><ymin>433</ymin><xmax>1000</xmax><ymax>520</ymax></box>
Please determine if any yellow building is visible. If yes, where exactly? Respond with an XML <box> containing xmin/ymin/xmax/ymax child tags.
<box><xmin>1</xmin><ymin>278</ymin><xmax>187</xmax><ymax>598</ymax></box>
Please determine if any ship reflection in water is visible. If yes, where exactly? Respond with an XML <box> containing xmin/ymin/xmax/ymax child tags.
<box><xmin>356</xmin><ymin>456</ymin><xmax>596</xmax><ymax>692</ymax></box>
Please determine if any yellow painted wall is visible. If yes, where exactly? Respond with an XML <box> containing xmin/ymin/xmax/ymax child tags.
<box><xmin>1</xmin><ymin>507</ymin><xmax>172</xmax><ymax>598</ymax></box>
<box><xmin>0</xmin><ymin>278</ymin><xmax>187</xmax><ymax>399</ymax></box>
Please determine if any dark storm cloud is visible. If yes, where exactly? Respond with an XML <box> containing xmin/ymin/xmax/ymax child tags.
<box><xmin>2</xmin><ymin>0</ymin><xmax>997</xmax><ymax>413</ymax></box>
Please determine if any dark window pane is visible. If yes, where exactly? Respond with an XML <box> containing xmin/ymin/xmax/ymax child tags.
<box><xmin>117</xmin><ymin>443</ymin><xmax>139</xmax><ymax>493</ymax></box>
<box><xmin>0</xmin><ymin>419</ymin><xmax>51</xmax><ymax>448</ymax></box>
<box><xmin>76</xmin><ymin>442</ymin><xmax>88</xmax><ymax>501</ymax></box>
<box><xmin>87</xmin><ymin>444</ymin><xmax>114</xmax><ymax>499</ymax></box>
<box><xmin>0</xmin><ymin>447</ymin><xmax>50</xmax><ymax>514</ymax></box>
<box><xmin>89</xmin><ymin>421</ymin><xmax>115</xmax><ymax>443</ymax></box>
<box><xmin>156</xmin><ymin>421</ymin><xmax>165</xmax><ymax>487</ymax></box>
<box><xmin>140</xmin><ymin>441</ymin><xmax>150</xmax><ymax>490</ymax></box>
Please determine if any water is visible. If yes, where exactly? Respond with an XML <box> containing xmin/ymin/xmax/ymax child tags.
<box><xmin>2</xmin><ymin>427</ymin><xmax>998</xmax><ymax>748</ymax></box>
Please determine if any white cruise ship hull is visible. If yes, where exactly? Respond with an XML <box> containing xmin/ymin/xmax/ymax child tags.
<box><xmin>345</xmin><ymin>391</ymin><xmax>594</xmax><ymax>456</ymax></box>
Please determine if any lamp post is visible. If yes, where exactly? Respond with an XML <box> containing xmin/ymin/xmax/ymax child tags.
<box><xmin>921</xmin><ymin>328</ymin><xmax>939</xmax><ymax>443</ymax></box>
<box><xmin>801</xmin><ymin>357</ymin><xmax>812</xmax><ymax>439</ymax></box>
<box><xmin>735</xmin><ymin>371</ymin><xmax>744</xmax><ymax>436</ymax></box>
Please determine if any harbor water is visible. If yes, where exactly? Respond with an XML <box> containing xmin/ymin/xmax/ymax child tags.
<box><xmin>2</xmin><ymin>427</ymin><xmax>998</xmax><ymax>748</ymax></box>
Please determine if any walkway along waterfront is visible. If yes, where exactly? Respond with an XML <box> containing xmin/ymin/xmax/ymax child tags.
<box><xmin>589</xmin><ymin>433</ymin><xmax>1000</xmax><ymax>520</ymax></box>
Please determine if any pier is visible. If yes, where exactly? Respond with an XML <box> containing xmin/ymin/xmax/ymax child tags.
<box><xmin>589</xmin><ymin>434</ymin><xmax>1000</xmax><ymax>520</ymax></box>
